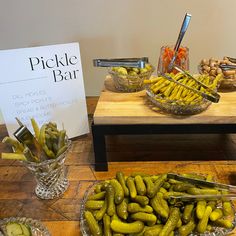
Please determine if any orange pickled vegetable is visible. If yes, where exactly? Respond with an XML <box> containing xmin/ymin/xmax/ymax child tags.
<box><xmin>161</xmin><ymin>46</ymin><xmax>188</xmax><ymax>74</ymax></box>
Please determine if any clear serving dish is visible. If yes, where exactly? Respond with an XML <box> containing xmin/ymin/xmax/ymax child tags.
<box><xmin>80</xmin><ymin>180</ymin><xmax>236</xmax><ymax>236</ymax></box>
<box><xmin>198</xmin><ymin>58</ymin><xmax>236</xmax><ymax>91</ymax></box>
<box><xmin>108</xmin><ymin>65</ymin><xmax>155</xmax><ymax>92</ymax></box>
<box><xmin>146</xmin><ymin>89</ymin><xmax>211</xmax><ymax>116</ymax></box>
<box><xmin>0</xmin><ymin>217</ymin><xmax>51</xmax><ymax>236</ymax></box>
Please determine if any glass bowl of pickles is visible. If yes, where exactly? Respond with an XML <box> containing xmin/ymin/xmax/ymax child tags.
<box><xmin>144</xmin><ymin>72</ymin><xmax>221</xmax><ymax>115</ymax></box>
<box><xmin>108</xmin><ymin>64</ymin><xmax>155</xmax><ymax>92</ymax></box>
<box><xmin>80</xmin><ymin>171</ymin><xmax>236</xmax><ymax>236</ymax></box>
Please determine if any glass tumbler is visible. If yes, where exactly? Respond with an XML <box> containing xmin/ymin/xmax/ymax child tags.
<box><xmin>24</xmin><ymin>140</ymin><xmax>71</xmax><ymax>200</ymax></box>
<box><xmin>157</xmin><ymin>45</ymin><xmax>189</xmax><ymax>74</ymax></box>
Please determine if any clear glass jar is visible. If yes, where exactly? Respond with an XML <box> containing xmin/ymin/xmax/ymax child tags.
<box><xmin>157</xmin><ymin>45</ymin><xmax>189</xmax><ymax>74</ymax></box>
<box><xmin>24</xmin><ymin>140</ymin><xmax>71</xmax><ymax>199</ymax></box>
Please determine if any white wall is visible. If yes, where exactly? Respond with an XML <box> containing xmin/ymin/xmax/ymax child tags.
<box><xmin>1</xmin><ymin>0</ymin><xmax>236</xmax><ymax>123</ymax></box>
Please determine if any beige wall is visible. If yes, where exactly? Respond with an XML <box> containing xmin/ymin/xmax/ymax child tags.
<box><xmin>1</xmin><ymin>0</ymin><xmax>236</xmax><ymax>123</ymax></box>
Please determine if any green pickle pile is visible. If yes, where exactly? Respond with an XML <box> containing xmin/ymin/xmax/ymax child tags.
<box><xmin>83</xmin><ymin>172</ymin><xmax>235</xmax><ymax>236</ymax></box>
<box><xmin>144</xmin><ymin>73</ymin><xmax>222</xmax><ymax>106</ymax></box>
<box><xmin>1</xmin><ymin>118</ymin><xmax>68</xmax><ymax>162</ymax></box>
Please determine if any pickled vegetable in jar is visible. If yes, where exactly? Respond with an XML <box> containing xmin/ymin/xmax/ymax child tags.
<box><xmin>157</xmin><ymin>45</ymin><xmax>189</xmax><ymax>74</ymax></box>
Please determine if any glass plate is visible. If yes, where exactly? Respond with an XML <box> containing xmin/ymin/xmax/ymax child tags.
<box><xmin>80</xmin><ymin>180</ymin><xmax>236</xmax><ymax>236</ymax></box>
<box><xmin>0</xmin><ymin>217</ymin><xmax>51</xmax><ymax>236</ymax></box>
<box><xmin>146</xmin><ymin>89</ymin><xmax>211</xmax><ymax>115</ymax></box>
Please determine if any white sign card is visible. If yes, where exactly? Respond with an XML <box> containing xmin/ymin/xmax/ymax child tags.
<box><xmin>0</xmin><ymin>42</ymin><xmax>89</xmax><ymax>138</ymax></box>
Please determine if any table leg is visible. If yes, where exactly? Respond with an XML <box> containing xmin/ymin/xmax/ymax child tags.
<box><xmin>92</xmin><ymin>122</ymin><xmax>108</xmax><ymax>171</ymax></box>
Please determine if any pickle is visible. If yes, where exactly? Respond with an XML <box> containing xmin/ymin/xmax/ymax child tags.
<box><xmin>103</xmin><ymin>213</ymin><xmax>112</xmax><ymax>236</ymax></box>
<box><xmin>159</xmin><ymin>187</ymin><xmax>167</xmax><ymax>194</ymax></box>
<box><xmin>210</xmin><ymin>208</ymin><xmax>223</xmax><ymax>221</ymax></box>
<box><xmin>178</xmin><ymin>219</ymin><xmax>196</xmax><ymax>236</ymax></box>
<box><xmin>162</xmin><ymin>182</ymin><xmax>171</xmax><ymax>190</ymax></box>
<box><xmin>30</xmin><ymin>118</ymin><xmax>40</xmax><ymax>140</ymax></box>
<box><xmin>127</xmin><ymin>203</ymin><xmax>153</xmax><ymax>213</ymax></box>
<box><xmin>182</xmin><ymin>173</ymin><xmax>206</xmax><ymax>180</ymax></box>
<box><xmin>172</xmin><ymin>183</ymin><xmax>194</xmax><ymax>192</ymax></box>
<box><xmin>159</xmin><ymin>208</ymin><xmax>180</xmax><ymax>236</ymax></box>
<box><xmin>157</xmin><ymin>192</ymin><xmax>169</xmax><ymax>216</ymax></box>
<box><xmin>223</xmin><ymin>201</ymin><xmax>233</xmax><ymax>216</ymax></box>
<box><xmin>106</xmin><ymin>184</ymin><xmax>116</xmax><ymax>216</ymax></box>
<box><xmin>207</xmin><ymin>200</ymin><xmax>217</xmax><ymax>210</ymax></box>
<box><xmin>101</xmin><ymin>181</ymin><xmax>110</xmax><ymax>191</ymax></box>
<box><xmin>94</xmin><ymin>184</ymin><xmax>103</xmax><ymax>193</ymax></box>
<box><xmin>144</xmin><ymin>225</ymin><xmax>163</xmax><ymax>236</ymax></box>
<box><xmin>150</xmin><ymin>174</ymin><xmax>167</xmax><ymax>198</ymax></box>
<box><xmin>84</xmin><ymin>210</ymin><xmax>102</xmax><ymax>236</ymax></box>
<box><xmin>88</xmin><ymin>191</ymin><xmax>106</xmax><ymax>200</ymax></box>
<box><xmin>130</xmin><ymin>212</ymin><xmax>157</xmax><ymax>225</ymax></box>
<box><xmin>133</xmin><ymin>195</ymin><xmax>149</xmax><ymax>206</ymax></box>
<box><xmin>150</xmin><ymin>175</ymin><xmax>160</xmax><ymax>182</ymax></box>
<box><xmin>143</xmin><ymin>177</ymin><xmax>155</xmax><ymax>198</ymax></box>
<box><xmin>215</xmin><ymin>218</ymin><xmax>233</xmax><ymax>228</ymax></box>
<box><xmin>197</xmin><ymin>205</ymin><xmax>212</xmax><ymax>233</ymax></box>
<box><xmin>163</xmin><ymin>191</ymin><xmax>186</xmax><ymax>199</ymax></box>
<box><xmin>134</xmin><ymin>175</ymin><xmax>146</xmax><ymax>196</ymax></box>
<box><xmin>116</xmin><ymin>199</ymin><xmax>128</xmax><ymax>220</ymax></box>
<box><xmin>196</xmin><ymin>200</ymin><xmax>207</xmax><ymax>219</ymax></box>
<box><xmin>85</xmin><ymin>200</ymin><xmax>104</xmax><ymax>210</ymax></box>
<box><xmin>126</xmin><ymin>177</ymin><xmax>137</xmax><ymax>199</ymax></box>
<box><xmin>150</xmin><ymin>195</ymin><xmax>168</xmax><ymax>220</ymax></box>
<box><xmin>110</xmin><ymin>179</ymin><xmax>124</xmax><ymax>204</ymax></box>
<box><xmin>116</xmin><ymin>171</ymin><xmax>129</xmax><ymax>197</ymax></box>
<box><xmin>187</xmin><ymin>187</ymin><xmax>219</xmax><ymax>195</ymax></box>
<box><xmin>182</xmin><ymin>204</ymin><xmax>194</xmax><ymax>224</ymax></box>
<box><xmin>95</xmin><ymin>197</ymin><xmax>108</xmax><ymax>221</ymax></box>
<box><xmin>110</xmin><ymin>220</ymin><xmax>144</xmax><ymax>234</ymax></box>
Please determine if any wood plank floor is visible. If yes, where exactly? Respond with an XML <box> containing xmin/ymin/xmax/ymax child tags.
<box><xmin>0</xmin><ymin>97</ymin><xmax>236</xmax><ymax>235</ymax></box>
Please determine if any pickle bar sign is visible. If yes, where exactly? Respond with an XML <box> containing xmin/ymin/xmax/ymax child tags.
<box><xmin>0</xmin><ymin>42</ymin><xmax>89</xmax><ymax>138</ymax></box>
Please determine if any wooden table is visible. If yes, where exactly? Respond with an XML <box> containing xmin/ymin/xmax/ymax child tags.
<box><xmin>1</xmin><ymin>121</ymin><xmax>236</xmax><ymax>235</ymax></box>
<box><xmin>1</xmin><ymin>97</ymin><xmax>236</xmax><ymax>235</ymax></box>
<box><xmin>92</xmin><ymin>78</ymin><xmax>236</xmax><ymax>171</ymax></box>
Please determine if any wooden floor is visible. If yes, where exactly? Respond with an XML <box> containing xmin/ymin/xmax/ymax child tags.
<box><xmin>0</xmin><ymin>97</ymin><xmax>236</xmax><ymax>235</ymax></box>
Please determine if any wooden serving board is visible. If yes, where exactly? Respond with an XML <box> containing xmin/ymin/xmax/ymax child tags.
<box><xmin>94</xmin><ymin>77</ymin><xmax>236</xmax><ymax>125</ymax></box>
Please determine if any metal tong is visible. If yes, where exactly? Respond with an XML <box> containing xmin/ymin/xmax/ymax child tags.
<box><xmin>219</xmin><ymin>64</ymin><xmax>236</xmax><ymax>71</ymax></box>
<box><xmin>168</xmin><ymin>13</ymin><xmax>192</xmax><ymax>72</ymax></box>
<box><xmin>14</xmin><ymin>118</ymin><xmax>43</xmax><ymax>161</ymax></box>
<box><xmin>167</xmin><ymin>173</ymin><xmax>236</xmax><ymax>201</ymax></box>
<box><xmin>219</xmin><ymin>57</ymin><xmax>236</xmax><ymax>71</ymax></box>
<box><xmin>93</xmin><ymin>57</ymin><xmax>149</xmax><ymax>68</ymax></box>
<box><xmin>160</xmin><ymin>65</ymin><xmax>220</xmax><ymax>103</ymax></box>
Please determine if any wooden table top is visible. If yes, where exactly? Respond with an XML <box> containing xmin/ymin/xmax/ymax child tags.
<box><xmin>1</xmin><ymin>97</ymin><xmax>236</xmax><ymax>235</ymax></box>
<box><xmin>94</xmin><ymin>77</ymin><xmax>236</xmax><ymax>125</ymax></box>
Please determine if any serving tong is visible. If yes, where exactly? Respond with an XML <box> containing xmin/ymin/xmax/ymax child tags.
<box><xmin>167</xmin><ymin>173</ymin><xmax>236</xmax><ymax>201</ymax></box>
<box><xmin>159</xmin><ymin>65</ymin><xmax>220</xmax><ymax>103</ymax></box>
<box><xmin>219</xmin><ymin>57</ymin><xmax>236</xmax><ymax>71</ymax></box>
<box><xmin>168</xmin><ymin>13</ymin><xmax>192</xmax><ymax>72</ymax></box>
<box><xmin>93</xmin><ymin>57</ymin><xmax>149</xmax><ymax>68</ymax></box>
<box><xmin>14</xmin><ymin>118</ymin><xmax>44</xmax><ymax>161</ymax></box>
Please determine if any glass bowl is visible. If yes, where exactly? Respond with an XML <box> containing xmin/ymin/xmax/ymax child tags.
<box><xmin>146</xmin><ymin>89</ymin><xmax>211</xmax><ymax>116</ymax></box>
<box><xmin>0</xmin><ymin>217</ymin><xmax>51</xmax><ymax>236</ymax></box>
<box><xmin>80</xmin><ymin>177</ymin><xmax>236</xmax><ymax>236</ymax></box>
<box><xmin>108</xmin><ymin>65</ymin><xmax>155</xmax><ymax>92</ymax></box>
<box><xmin>198</xmin><ymin>58</ymin><xmax>236</xmax><ymax>90</ymax></box>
